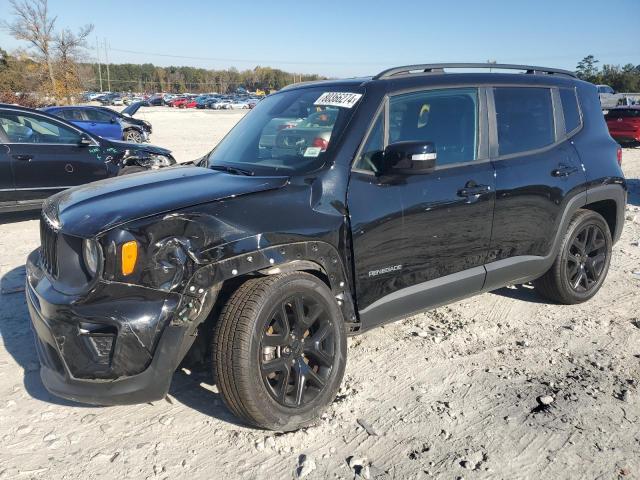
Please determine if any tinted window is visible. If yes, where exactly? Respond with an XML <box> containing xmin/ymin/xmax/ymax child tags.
<box><xmin>494</xmin><ymin>87</ymin><xmax>554</xmax><ymax>156</ymax></box>
<box><xmin>353</xmin><ymin>113</ymin><xmax>383</xmax><ymax>172</ymax></box>
<box><xmin>84</xmin><ymin>109</ymin><xmax>114</xmax><ymax>122</ymax></box>
<box><xmin>0</xmin><ymin>112</ymin><xmax>81</xmax><ymax>144</ymax></box>
<box><xmin>559</xmin><ymin>88</ymin><xmax>581</xmax><ymax>133</ymax></box>
<box><xmin>208</xmin><ymin>87</ymin><xmax>361</xmax><ymax>175</ymax></box>
<box><xmin>389</xmin><ymin>88</ymin><xmax>478</xmax><ymax>165</ymax></box>
<box><xmin>60</xmin><ymin>109</ymin><xmax>84</xmax><ymax>121</ymax></box>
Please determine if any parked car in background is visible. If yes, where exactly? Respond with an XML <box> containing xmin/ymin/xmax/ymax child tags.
<box><xmin>146</xmin><ymin>95</ymin><xmax>165</xmax><ymax>106</ymax></box>
<box><xmin>0</xmin><ymin>103</ymin><xmax>175</xmax><ymax>212</ymax></box>
<box><xmin>597</xmin><ymin>85</ymin><xmax>627</xmax><ymax>109</ymax></box>
<box><xmin>605</xmin><ymin>106</ymin><xmax>640</xmax><ymax>146</ymax></box>
<box><xmin>229</xmin><ymin>99</ymin><xmax>250</xmax><ymax>109</ymax></box>
<box><xmin>23</xmin><ymin>64</ymin><xmax>626</xmax><ymax>431</ymax></box>
<box><xmin>42</xmin><ymin>103</ymin><xmax>152</xmax><ymax>143</ymax></box>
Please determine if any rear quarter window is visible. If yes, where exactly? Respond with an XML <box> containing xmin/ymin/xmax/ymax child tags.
<box><xmin>559</xmin><ymin>88</ymin><xmax>582</xmax><ymax>133</ymax></box>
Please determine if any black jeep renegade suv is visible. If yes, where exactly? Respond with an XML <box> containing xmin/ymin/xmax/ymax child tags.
<box><xmin>26</xmin><ymin>64</ymin><xmax>626</xmax><ymax>431</ymax></box>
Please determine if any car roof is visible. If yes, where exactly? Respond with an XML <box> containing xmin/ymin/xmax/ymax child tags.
<box><xmin>281</xmin><ymin>64</ymin><xmax>584</xmax><ymax>94</ymax></box>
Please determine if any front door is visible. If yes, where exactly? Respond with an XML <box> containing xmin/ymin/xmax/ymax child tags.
<box><xmin>0</xmin><ymin>139</ymin><xmax>15</xmax><ymax>210</ymax></box>
<box><xmin>348</xmin><ymin>87</ymin><xmax>495</xmax><ymax>328</ymax></box>
<box><xmin>82</xmin><ymin>108</ymin><xmax>122</xmax><ymax>140</ymax></box>
<box><xmin>0</xmin><ymin>109</ymin><xmax>109</xmax><ymax>205</ymax></box>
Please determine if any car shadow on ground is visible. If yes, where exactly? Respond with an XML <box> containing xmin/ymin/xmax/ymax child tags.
<box><xmin>0</xmin><ymin>210</ymin><xmax>40</xmax><ymax>225</ymax></box>
<box><xmin>627</xmin><ymin>178</ymin><xmax>639</xmax><ymax>206</ymax></box>
<box><xmin>491</xmin><ymin>283</ymin><xmax>550</xmax><ymax>304</ymax></box>
<box><xmin>0</xmin><ymin>266</ymin><xmax>89</xmax><ymax>407</ymax></box>
<box><xmin>168</xmin><ymin>369</ymin><xmax>247</xmax><ymax>427</ymax></box>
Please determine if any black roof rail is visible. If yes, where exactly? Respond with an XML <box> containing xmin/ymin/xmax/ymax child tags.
<box><xmin>373</xmin><ymin>63</ymin><xmax>577</xmax><ymax>80</ymax></box>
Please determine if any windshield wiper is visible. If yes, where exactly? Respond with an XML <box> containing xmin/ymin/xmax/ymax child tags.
<box><xmin>209</xmin><ymin>164</ymin><xmax>255</xmax><ymax>176</ymax></box>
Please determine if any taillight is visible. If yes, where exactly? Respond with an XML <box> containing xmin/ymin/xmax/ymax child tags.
<box><xmin>617</xmin><ymin>146</ymin><xmax>622</xmax><ymax>166</ymax></box>
<box><xmin>312</xmin><ymin>137</ymin><xmax>329</xmax><ymax>150</ymax></box>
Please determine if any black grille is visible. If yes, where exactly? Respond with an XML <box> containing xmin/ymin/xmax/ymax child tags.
<box><xmin>40</xmin><ymin>216</ymin><xmax>59</xmax><ymax>277</ymax></box>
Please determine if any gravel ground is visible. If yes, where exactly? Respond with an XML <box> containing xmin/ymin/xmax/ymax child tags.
<box><xmin>0</xmin><ymin>111</ymin><xmax>639</xmax><ymax>479</ymax></box>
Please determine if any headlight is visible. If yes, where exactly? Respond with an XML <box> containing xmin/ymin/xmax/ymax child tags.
<box><xmin>149</xmin><ymin>154</ymin><xmax>171</xmax><ymax>168</ymax></box>
<box><xmin>82</xmin><ymin>239</ymin><xmax>102</xmax><ymax>277</ymax></box>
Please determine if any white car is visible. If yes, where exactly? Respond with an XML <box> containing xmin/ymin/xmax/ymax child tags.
<box><xmin>230</xmin><ymin>100</ymin><xmax>250</xmax><ymax>109</ymax></box>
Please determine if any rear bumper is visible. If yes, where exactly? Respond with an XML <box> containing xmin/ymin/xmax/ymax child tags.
<box><xmin>25</xmin><ymin>249</ymin><xmax>195</xmax><ymax>405</ymax></box>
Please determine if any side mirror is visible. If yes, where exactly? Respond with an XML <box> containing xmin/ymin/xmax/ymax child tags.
<box><xmin>78</xmin><ymin>133</ymin><xmax>92</xmax><ymax>146</ymax></box>
<box><xmin>379</xmin><ymin>141</ymin><xmax>437</xmax><ymax>175</ymax></box>
<box><xmin>110</xmin><ymin>117</ymin><xmax>117</xmax><ymax>123</ymax></box>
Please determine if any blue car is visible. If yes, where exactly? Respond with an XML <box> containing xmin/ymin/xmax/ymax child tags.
<box><xmin>41</xmin><ymin>106</ymin><xmax>123</xmax><ymax>140</ymax></box>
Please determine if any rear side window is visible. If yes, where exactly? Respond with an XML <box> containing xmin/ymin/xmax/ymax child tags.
<box><xmin>60</xmin><ymin>109</ymin><xmax>84</xmax><ymax>121</ymax></box>
<box><xmin>559</xmin><ymin>88</ymin><xmax>581</xmax><ymax>133</ymax></box>
<box><xmin>494</xmin><ymin>87</ymin><xmax>554</xmax><ymax>156</ymax></box>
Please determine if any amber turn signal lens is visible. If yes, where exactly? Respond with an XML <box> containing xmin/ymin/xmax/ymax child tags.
<box><xmin>121</xmin><ymin>240</ymin><xmax>138</xmax><ymax>276</ymax></box>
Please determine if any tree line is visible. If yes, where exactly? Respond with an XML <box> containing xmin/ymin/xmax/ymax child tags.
<box><xmin>77</xmin><ymin>63</ymin><xmax>324</xmax><ymax>94</ymax></box>
<box><xmin>575</xmin><ymin>55</ymin><xmax>640</xmax><ymax>92</ymax></box>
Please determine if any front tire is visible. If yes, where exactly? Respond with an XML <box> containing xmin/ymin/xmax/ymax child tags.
<box><xmin>123</xmin><ymin>129</ymin><xmax>143</xmax><ymax>143</ymax></box>
<box><xmin>213</xmin><ymin>272</ymin><xmax>347</xmax><ymax>431</ymax></box>
<box><xmin>534</xmin><ymin>209</ymin><xmax>612</xmax><ymax>304</ymax></box>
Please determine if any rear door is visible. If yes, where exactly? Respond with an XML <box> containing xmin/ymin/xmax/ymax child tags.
<box><xmin>83</xmin><ymin>108</ymin><xmax>122</xmax><ymax>140</ymax></box>
<box><xmin>0</xmin><ymin>109</ymin><xmax>109</xmax><ymax>205</ymax></box>
<box><xmin>484</xmin><ymin>85</ymin><xmax>586</xmax><ymax>289</ymax></box>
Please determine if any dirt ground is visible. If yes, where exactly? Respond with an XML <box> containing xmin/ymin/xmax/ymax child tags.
<box><xmin>0</xmin><ymin>109</ymin><xmax>639</xmax><ymax>480</ymax></box>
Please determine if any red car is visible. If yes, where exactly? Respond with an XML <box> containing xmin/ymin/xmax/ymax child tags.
<box><xmin>168</xmin><ymin>97</ymin><xmax>196</xmax><ymax>108</ymax></box>
<box><xmin>168</xmin><ymin>97</ymin><xmax>187</xmax><ymax>108</ymax></box>
<box><xmin>605</xmin><ymin>107</ymin><xmax>640</xmax><ymax>145</ymax></box>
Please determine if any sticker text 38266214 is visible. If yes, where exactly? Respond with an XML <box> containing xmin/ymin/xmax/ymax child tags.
<box><xmin>314</xmin><ymin>92</ymin><xmax>363</xmax><ymax>109</ymax></box>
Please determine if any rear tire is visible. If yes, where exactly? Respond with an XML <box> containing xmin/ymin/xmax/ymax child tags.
<box><xmin>213</xmin><ymin>272</ymin><xmax>347</xmax><ymax>431</ymax></box>
<box><xmin>534</xmin><ymin>209</ymin><xmax>612</xmax><ymax>304</ymax></box>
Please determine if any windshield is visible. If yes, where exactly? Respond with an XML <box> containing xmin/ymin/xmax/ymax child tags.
<box><xmin>206</xmin><ymin>86</ymin><xmax>363</xmax><ymax>175</ymax></box>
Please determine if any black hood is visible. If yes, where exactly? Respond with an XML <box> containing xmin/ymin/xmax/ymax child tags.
<box><xmin>121</xmin><ymin>101</ymin><xmax>144</xmax><ymax>117</ymax></box>
<box><xmin>47</xmin><ymin>166</ymin><xmax>289</xmax><ymax>237</ymax></box>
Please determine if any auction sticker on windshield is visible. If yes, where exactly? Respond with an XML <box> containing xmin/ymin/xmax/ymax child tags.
<box><xmin>314</xmin><ymin>92</ymin><xmax>363</xmax><ymax>109</ymax></box>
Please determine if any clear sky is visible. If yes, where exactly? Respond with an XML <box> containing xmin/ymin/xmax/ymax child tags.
<box><xmin>0</xmin><ymin>0</ymin><xmax>638</xmax><ymax>78</ymax></box>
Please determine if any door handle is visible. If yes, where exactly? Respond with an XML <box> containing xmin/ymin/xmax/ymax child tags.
<box><xmin>551</xmin><ymin>164</ymin><xmax>578</xmax><ymax>177</ymax></box>
<box><xmin>458</xmin><ymin>184</ymin><xmax>491</xmax><ymax>197</ymax></box>
<box><xmin>12</xmin><ymin>154</ymin><xmax>33</xmax><ymax>161</ymax></box>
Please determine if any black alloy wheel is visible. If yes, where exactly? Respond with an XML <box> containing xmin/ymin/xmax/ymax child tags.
<box><xmin>565</xmin><ymin>223</ymin><xmax>607</xmax><ymax>293</ymax></box>
<box><xmin>213</xmin><ymin>272</ymin><xmax>347</xmax><ymax>431</ymax></box>
<box><xmin>260</xmin><ymin>295</ymin><xmax>335</xmax><ymax>408</ymax></box>
<box><xmin>534</xmin><ymin>209</ymin><xmax>612</xmax><ymax>304</ymax></box>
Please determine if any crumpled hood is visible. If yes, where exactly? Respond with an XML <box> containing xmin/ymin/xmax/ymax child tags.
<box><xmin>102</xmin><ymin>138</ymin><xmax>170</xmax><ymax>156</ymax></box>
<box><xmin>48</xmin><ymin>166</ymin><xmax>289</xmax><ymax>237</ymax></box>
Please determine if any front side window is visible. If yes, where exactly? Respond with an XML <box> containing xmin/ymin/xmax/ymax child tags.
<box><xmin>388</xmin><ymin>88</ymin><xmax>478</xmax><ymax>166</ymax></box>
<box><xmin>353</xmin><ymin>113</ymin><xmax>383</xmax><ymax>172</ymax></box>
<box><xmin>0</xmin><ymin>112</ymin><xmax>81</xmax><ymax>144</ymax></box>
<box><xmin>559</xmin><ymin>88</ymin><xmax>581</xmax><ymax>133</ymax></box>
<box><xmin>207</xmin><ymin>87</ymin><xmax>363</xmax><ymax>175</ymax></box>
<box><xmin>494</xmin><ymin>87</ymin><xmax>554</xmax><ymax>156</ymax></box>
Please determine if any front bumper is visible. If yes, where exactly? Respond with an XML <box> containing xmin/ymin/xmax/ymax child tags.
<box><xmin>25</xmin><ymin>249</ymin><xmax>195</xmax><ymax>405</ymax></box>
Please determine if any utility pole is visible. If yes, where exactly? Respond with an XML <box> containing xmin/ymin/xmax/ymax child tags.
<box><xmin>104</xmin><ymin>38</ymin><xmax>111</xmax><ymax>92</ymax></box>
<box><xmin>96</xmin><ymin>38</ymin><xmax>103</xmax><ymax>92</ymax></box>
